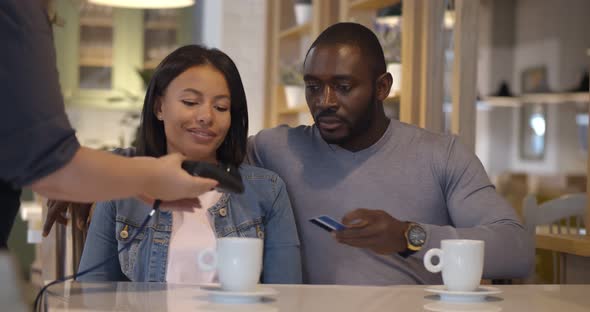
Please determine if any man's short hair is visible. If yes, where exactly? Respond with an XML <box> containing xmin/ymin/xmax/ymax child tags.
<box><xmin>305</xmin><ymin>22</ymin><xmax>387</xmax><ymax>78</ymax></box>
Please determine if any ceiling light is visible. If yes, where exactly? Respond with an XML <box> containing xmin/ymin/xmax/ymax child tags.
<box><xmin>88</xmin><ymin>0</ymin><xmax>194</xmax><ymax>9</ymax></box>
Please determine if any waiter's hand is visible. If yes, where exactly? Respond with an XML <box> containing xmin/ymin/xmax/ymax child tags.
<box><xmin>333</xmin><ymin>208</ymin><xmax>409</xmax><ymax>255</ymax></box>
<box><xmin>141</xmin><ymin>153</ymin><xmax>218</xmax><ymax>201</ymax></box>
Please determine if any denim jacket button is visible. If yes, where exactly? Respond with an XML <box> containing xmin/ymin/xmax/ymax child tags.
<box><xmin>120</xmin><ymin>229</ymin><xmax>129</xmax><ymax>239</ymax></box>
<box><xmin>256</xmin><ymin>225</ymin><xmax>264</xmax><ymax>239</ymax></box>
<box><xmin>219</xmin><ymin>208</ymin><xmax>227</xmax><ymax>217</ymax></box>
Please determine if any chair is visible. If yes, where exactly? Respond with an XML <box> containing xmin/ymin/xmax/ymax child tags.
<box><xmin>52</xmin><ymin>202</ymin><xmax>94</xmax><ymax>280</ymax></box>
<box><xmin>523</xmin><ymin>193</ymin><xmax>587</xmax><ymax>283</ymax></box>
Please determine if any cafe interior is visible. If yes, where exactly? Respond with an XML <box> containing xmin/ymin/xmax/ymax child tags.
<box><xmin>3</xmin><ymin>0</ymin><xmax>590</xmax><ymax>311</ymax></box>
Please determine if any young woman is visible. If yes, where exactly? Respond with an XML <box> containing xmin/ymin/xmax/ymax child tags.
<box><xmin>77</xmin><ymin>45</ymin><xmax>301</xmax><ymax>284</ymax></box>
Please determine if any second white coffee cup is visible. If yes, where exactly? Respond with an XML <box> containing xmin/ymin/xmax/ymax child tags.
<box><xmin>423</xmin><ymin>239</ymin><xmax>485</xmax><ymax>292</ymax></box>
<box><xmin>198</xmin><ymin>237</ymin><xmax>263</xmax><ymax>292</ymax></box>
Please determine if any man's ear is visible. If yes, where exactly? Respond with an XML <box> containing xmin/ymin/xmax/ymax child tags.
<box><xmin>376</xmin><ymin>72</ymin><xmax>393</xmax><ymax>101</ymax></box>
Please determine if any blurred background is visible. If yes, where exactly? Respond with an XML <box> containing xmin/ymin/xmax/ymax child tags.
<box><xmin>8</xmin><ymin>0</ymin><xmax>590</xmax><ymax>290</ymax></box>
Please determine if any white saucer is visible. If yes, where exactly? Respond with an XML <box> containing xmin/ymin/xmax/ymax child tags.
<box><xmin>423</xmin><ymin>302</ymin><xmax>502</xmax><ymax>312</ymax></box>
<box><xmin>425</xmin><ymin>285</ymin><xmax>502</xmax><ymax>303</ymax></box>
<box><xmin>199</xmin><ymin>284</ymin><xmax>278</xmax><ymax>304</ymax></box>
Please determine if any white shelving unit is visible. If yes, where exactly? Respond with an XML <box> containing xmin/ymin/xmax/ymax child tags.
<box><xmin>483</xmin><ymin>92</ymin><xmax>589</xmax><ymax>107</ymax></box>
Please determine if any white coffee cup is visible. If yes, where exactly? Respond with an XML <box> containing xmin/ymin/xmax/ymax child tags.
<box><xmin>423</xmin><ymin>239</ymin><xmax>485</xmax><ymax>292</ymax></box>
<box><xmin>198</xmin><ymin>237</ymin><xmax>263</xmax><ymax>292</ymax></box>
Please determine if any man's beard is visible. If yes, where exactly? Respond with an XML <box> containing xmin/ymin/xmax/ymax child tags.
<box><xmin>318</xmin><ymin>91</ymin><xmax>377</xmax><ymax>145</ymax></box>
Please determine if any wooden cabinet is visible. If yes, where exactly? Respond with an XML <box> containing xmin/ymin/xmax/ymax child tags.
<box><xmin>265</xmin><ymin>0</ymin><xmax>401</xmax><ymax>128</ymax></box>
<box><xmin>339</xmin><ymin>0</ymin><xmax>402</xmax><ymax>120</ymax></box>
<box><xmin>53</xmin><ymin>0</ymin><xmax>194</xmax><ymax>111</ymax></box>
<box><xmin>266</xmin><ymin>0</ymin><xmax>321</xmax><ymax>127</ymax></box>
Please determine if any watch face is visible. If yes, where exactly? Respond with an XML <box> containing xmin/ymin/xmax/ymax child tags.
<box><xmin>408</xmin><ymin>225</ymin><xmax>426</xmax><ymax>247</ymax></box>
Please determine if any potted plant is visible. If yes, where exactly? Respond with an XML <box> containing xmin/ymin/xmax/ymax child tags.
<box><xmin>294</xmin><ymin>0</ymin><xmax>312</xmax><ymax>25</ymax></box>
<box><xmin>281</xmin><ymin>63</ymin><xmax>305</xmax><ymax>109</ymax></box>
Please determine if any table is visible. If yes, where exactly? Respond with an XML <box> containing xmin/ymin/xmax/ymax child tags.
<box><xmin>45</xmin><ymin>282</ymin><xmax>590</xmax><ymax>312</ymax></box>
<box><xmin>536</xmin><ymin>233</ymin><xmax>590</xmax><ymax>257</ymax></box>
<box><xmin>536</xmin><ymin>233</ymin><xmax>590</xmax><ymax>283</ymax></box>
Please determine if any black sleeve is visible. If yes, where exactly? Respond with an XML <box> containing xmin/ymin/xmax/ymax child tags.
<box><xmin>0</xmin><ymin>0</ymin><xmax>80</xmax><ymax>188</ymax></box>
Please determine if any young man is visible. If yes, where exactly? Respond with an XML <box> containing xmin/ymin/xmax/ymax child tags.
<box><xmin>246</xmin><ymin>23</ymin><xmax>533</xmax><ymax>285</ymax></box>
<box><xmin>0</xmin><ymin>0</ymin><xmax>216</xmax><ymax>249</ymax></box>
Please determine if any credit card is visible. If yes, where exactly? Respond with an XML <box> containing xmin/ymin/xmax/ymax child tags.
<box><xmin>309</xmin><ymin>215</ymin><xmax>347</xmax><ymax>232</ymax></box>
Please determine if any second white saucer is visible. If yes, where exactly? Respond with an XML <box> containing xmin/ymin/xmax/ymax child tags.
<box><xmin>199</xmin><ymin>284</ymin><xmax>278</xmax><ymax>304</ymax></box>
<box><xmin>425</xmin><ymin>285</ymin><xmax>502</xmax><ymax>303</ymax></box>
<box><xmin>423</xmin><ymin>301</ymin><xmax>502</xmax><ymax>312</ymax></box>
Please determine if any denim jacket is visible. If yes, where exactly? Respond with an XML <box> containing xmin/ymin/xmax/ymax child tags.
<box><xmin>77</xmin><ymin>153</ymin><xmax>302</xmax><ymax>284</ymax></box>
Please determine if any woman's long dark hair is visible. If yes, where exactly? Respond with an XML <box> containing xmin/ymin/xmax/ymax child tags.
<box><xmin>136</xmin><ymin>45</ymin><xmax>249</xmax><ymax>166</ymax></box>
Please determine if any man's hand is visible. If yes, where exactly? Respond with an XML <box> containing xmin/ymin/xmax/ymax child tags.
<box><xmin>333</xmin><ymin>208</ymin><xmax>410</xmax><ymax>255</ymax></box>
<box><xmin>43</xmin><ymin>200</ymin><xmax>93</xmax><ymax>237</ymax></box>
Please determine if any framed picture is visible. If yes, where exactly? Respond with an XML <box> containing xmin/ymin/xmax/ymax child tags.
<box><xmin>521</xmin><ymin>66</ymin><xmax>549</xmax><ymax>93</ymax></box>
<box><xmin>520</xmin><ymin>103</ymin><xmax>547</xmax><ymax>160</ymax></box>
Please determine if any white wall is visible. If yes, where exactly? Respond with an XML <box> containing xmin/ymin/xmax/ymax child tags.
<box><xmin>475</xmin><ymin>0</ymin><xmax>590</xmax><ymax>177</ymax></box>
<box><xmin>221</xmin><ymin>0</ymin><xmax>267</xmax><ymax>136</ymax></box>
<box><xmin>513</xmin><ymin>0</ymin><xmax>590</xmax><ymax>92</ymax></box>
<box><xmin>201</xmin><ymin>0</ymin><xmax>223</xmax><ymax>48</ymax></box>
<box><xmin>476</xmin><ymin>107</ymin><xmax>514</xmax><ymax>177</ymax></box>
<box><xmin>200</xmin><ymin>0</ymin><xmax>268</xmax><ymax>136</ymax></box>
<box><xmin>475</xmin><ymin>109</ymin><xmax>490</xmax><ymax>172</ymax></box>
<box><xmin>476</xmin><ymin>104</ymin><xmax>587</xmax><ymax>177</ymax></box>
<box><xmin>477</xmin><ymin>0</ymin><xmax>516</xmax><ymax>96</ymax></box>
<box><xmin>478</xmin><ymin>0</ymin><xmax>590</xmax><ymax>94</ymax></box>
<box><xmin>65</xmin><ymin>107</ymin><xmax>139</xmax><ymax>149</ymax></box>
<box><xmin>555</xmin><ymin>105</ymin><xmax>587</xmax><ymax>174</ymax></box>
<box><xmin>512</xmin><ymin>39</ymin><xmax>560</xmax><ymax>93</ymax></box>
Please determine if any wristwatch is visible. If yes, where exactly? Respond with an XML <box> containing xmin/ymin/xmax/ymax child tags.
<box><xmin>398</xmin><ymin>222</ymin><xmax>427</xmax><ymax>258</ymax></box>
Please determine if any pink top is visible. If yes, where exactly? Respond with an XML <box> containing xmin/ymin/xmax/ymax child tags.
<box><xmin>165</xmin><ymin>190</ymin><xmax>221</xmax><ymax>284</ymax></box>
